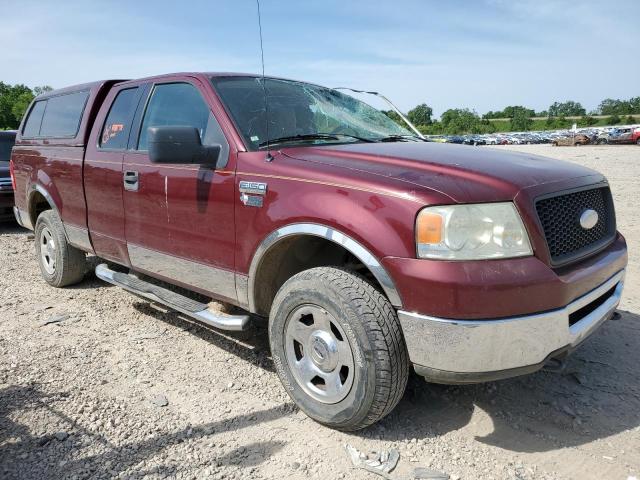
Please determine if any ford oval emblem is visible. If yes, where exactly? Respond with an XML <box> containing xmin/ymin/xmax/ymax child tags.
<box><xmin>579</xmin><ymin>209</ymin><xmax>599</xmax><ymax>229</ymax></box>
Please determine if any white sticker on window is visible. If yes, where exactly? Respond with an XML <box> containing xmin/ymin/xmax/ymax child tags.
<box><xmin>250</xmin><ymin>136</ymin><xmax>259</xmax><ymax>142</ymax></box>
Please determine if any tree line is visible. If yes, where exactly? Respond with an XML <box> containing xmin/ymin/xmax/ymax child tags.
<box><xmin>0</xmin><ymin>82</ymin><xmax>53</xmax><ymax>130</ymax></box>
<box><xmin>385</xmin><ymin>96</ymin><xmax>640</xmax><ymax>135</ymax></box>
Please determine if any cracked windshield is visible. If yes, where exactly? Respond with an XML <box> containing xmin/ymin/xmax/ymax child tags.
<box><xmin>211</xmin><ymin>76</ymin><xmax>413</xmax><ymax>150</ymax></box>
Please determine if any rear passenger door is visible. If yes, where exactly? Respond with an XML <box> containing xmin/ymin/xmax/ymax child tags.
<box><xmin>85</xmin><ymin>84</ymin><xmax>146</xmax><ymax>264</ymax></box>
<box><xmin>123</xmin><ymin>78</ymin><xmax>237</xmax><ymax>303</ymax></box>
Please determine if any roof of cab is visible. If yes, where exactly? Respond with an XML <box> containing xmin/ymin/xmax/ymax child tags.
<box><xmin>33</xmin><ymin>80</ymin><xmax>125</xmax><ymax>100</ymax></box>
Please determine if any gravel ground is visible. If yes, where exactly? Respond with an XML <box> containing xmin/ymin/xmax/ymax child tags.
<box><xmin>1</xmin><ymin>144</ymin><xmax>639</xmax><ymax>480</ymax></box>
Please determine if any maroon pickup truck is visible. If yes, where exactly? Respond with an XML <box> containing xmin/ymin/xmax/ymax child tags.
<box><xmin>10</xmin><ymin>73</ymin><xmax>627</xmax><ymax>431</ymax></box>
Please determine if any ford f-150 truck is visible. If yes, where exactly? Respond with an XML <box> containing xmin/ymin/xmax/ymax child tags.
<box><xmin>10</xmin><ymin>73</ymin><xmax>627</xmax><ymax>431</ymax></box>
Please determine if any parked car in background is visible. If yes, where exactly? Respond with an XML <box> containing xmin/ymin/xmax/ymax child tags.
<box><xmin>634</xmin><ymin>127</ymin><xmax>640</xmax><ymax>145</ymax></box>
<box><xmin>600</xmin><ymin>127</ymin><xmax>636</xmax><ymax>145</ymax></box>
<box><xmin>0</xmin><ymin>130</ymin><xmax>17</xmax><ymax>222</ymax></box>
<box><xmin>552</xmin><ymin>134</ymin><xmax>591</xmax><ymax>146</ymax></box>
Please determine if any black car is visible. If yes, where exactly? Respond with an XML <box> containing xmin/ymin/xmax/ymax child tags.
<box><xmin>0</xmin><ymin>130</ymin><xmax>17</xmax><ymax>222</ymax></box>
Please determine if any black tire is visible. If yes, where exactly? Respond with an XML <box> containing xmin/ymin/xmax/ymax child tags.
<box><xmin>636</xmin><ymin>138</ymin><xmax>640</xmax><ymax>145</ymax></box>
<box><xmin>34</xmin><ymin>210</ymin><xmax>87</xmax><ymax>287</ymax></box>
<box><xmin>269</xmin><ymin>267</ymin><xmax>409</xmax><ymax>431</ymax></box>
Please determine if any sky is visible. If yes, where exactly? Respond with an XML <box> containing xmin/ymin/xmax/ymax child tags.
<box><xmin>1</xmin><ymin>0</ymin><xmax>638</xmax><ymax>117</ymax></box>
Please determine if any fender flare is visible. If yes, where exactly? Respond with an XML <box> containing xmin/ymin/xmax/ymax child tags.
<box><xmin>27</xmin><ymin>184</ymin><xmax>64</xmax><ymax>232</ymax></box>
<box><xmin>247</xmin><ymin>223</ymin><xmax>403</xmax><ymax>312</ymax></box>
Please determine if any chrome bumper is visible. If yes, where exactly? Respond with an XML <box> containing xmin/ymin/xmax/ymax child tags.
<box><xmin>398</xmin><ymin>270</ymin><xmax>625</xmax><ymax>383</ymax></box>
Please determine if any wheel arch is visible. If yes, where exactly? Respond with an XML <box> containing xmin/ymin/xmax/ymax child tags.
<box><xmin>27</xmin><ymin>184</ymin><xmax>65</xmax><ymax>235</ymax></box>
<box><xmin>247</xmin><ymin>223</ymin><xmax>402</xmax><ymax>316</ymax></box>
<box><xmin>29</xmin><ymin>185</ymin><xmax>56</xmax><ymax>224</ymax></box>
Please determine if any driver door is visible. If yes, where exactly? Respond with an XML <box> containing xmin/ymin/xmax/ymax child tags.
<box><xmin>123</xmin><ymin>78</ymin><xmax>237</xmax><ymax>303</ymax></box>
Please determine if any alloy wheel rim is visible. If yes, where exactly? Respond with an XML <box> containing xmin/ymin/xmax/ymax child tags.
<box><xmin>40</xmin><ymin>227</ymin><xmax>56</xmax><ymax>275</ymax></box>
<box><xmin>284</xmin><ymin>304</ymin><xmax>355</xmax><ymax>404</ymax></box>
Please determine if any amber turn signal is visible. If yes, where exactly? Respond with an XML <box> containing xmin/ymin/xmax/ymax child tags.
<box><xmin>416</xmin><ymin>212</ymin><xmax>443</xmax><ymax>244</ymax></box>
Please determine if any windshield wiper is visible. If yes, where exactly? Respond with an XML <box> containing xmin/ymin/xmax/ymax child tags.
<box><xmin>376</xmin><ymin>134</ymin><xmax>427</xmax><ymax>143</ymax></box>
<box><xmin>258</xmin><ymin>133</ymin><xmax>374</xmax><ymax>149</ymax></box>
<box><xmin>330</xmin><ymin>133</ymin><xmax>376</xmax><ymax>143</ymax></box>
<box><xmin>259</xmin><ymin>134</ymin><xmax>339</xmax><ymax>148</ymax></box>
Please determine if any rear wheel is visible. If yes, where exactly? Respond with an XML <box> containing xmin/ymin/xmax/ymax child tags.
<box><xmin>636</xmin><ymin>138</ymin><xmax>640</xmax><ymax>145</ymax></box>
<box><xmin>269</xmin><ymin>267</ymin><xmax>409</xmax><ymax>431</ymax></box>
<box><xmin>35</xmin><ymin>210</ymin><xmax>87</xmax><ymax>287</ymax></box>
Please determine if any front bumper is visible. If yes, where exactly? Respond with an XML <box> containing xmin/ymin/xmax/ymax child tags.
<box><xmin>399</xmin><ymin>269</ymin><xmax>625</xmax><ymax>384</ymax></box>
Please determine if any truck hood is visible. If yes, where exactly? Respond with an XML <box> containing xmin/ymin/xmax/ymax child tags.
<box><xmin>282</xmin><ymin>142</ymin><xmax>602</xmax><ymax>203</ymax></box>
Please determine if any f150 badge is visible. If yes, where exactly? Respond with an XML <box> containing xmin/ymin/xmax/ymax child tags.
<box><xmin>239</xmin><ymin>181</ymin><xmax>267</xmax><ymax>207</ymax></box>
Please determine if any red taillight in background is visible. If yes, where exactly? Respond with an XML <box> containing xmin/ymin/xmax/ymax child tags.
<box><xmin>9</xmin><ymin>158</ymin><xmax>16</xmax><ymax>191</ymax></box>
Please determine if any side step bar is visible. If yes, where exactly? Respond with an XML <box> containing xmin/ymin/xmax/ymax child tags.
<box><xmin>95</xmin><ymin>264</ymin><xmax>250</xmax><ymax>331</ymax></box>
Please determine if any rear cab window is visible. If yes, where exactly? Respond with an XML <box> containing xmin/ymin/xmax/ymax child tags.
<box><xmin>22</xmin><ymin>90</ymin><xmax>89</xmax><ymax>138</ymax></box>
<box><xmin>22</xmin><ymin>101</ymin><xmax>47</xmax><ymax>137</ymax></box>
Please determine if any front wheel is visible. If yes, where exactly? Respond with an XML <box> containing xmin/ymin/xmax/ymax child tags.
<box><xmin>35</xmin><ymin>210</ymin><xmax>87</xmax><ymax>287</ymax></box>
<box><xmin>269</xmin><ymin>267</ymin><xmax>409</xmax><ymax>431</ymax></box>
<box><xmin>636</xmin><ymin>138</ymin><xmax>640</xmax><ymax>145</ymax></box>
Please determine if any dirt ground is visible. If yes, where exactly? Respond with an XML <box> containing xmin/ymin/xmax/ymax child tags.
<box><xmin>1</xmin><ymin>144</ymin><xmax>638</xmax><ymax>480</ymax></box>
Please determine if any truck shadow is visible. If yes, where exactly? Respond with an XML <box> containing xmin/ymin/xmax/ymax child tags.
<box><xmin>0</xmin><ymin>383</ymin><xmax>290</xmax><ymax>480</ymax></box>
<box><xmin>375</xmin><ymin>308</ymin><xmax>640</xmax><ymax>453</ymax></box>
<box><xmin>132</xmin><ymin>301</ymin><xmax>275</xmax><ymax>373</ymax></box>
<box><xmin>0</xmin><ymin>222</ymin><xmax>28</xmax><ymax>235</ymax></box>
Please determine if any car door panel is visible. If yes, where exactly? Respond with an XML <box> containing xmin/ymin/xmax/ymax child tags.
<box><xmin>122</xmin><ymin>77</ymin><xmax>237</xmax><ymax>302</ymax></box>
<box><xmin>84</xmin><ymin>85</ymin><xmax>145</xmax><ymax>264</ymax></box>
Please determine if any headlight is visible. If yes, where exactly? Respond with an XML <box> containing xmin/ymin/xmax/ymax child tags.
<box><xmin>416</xmin><ymin>203</ymin><xmax>532</xmax><ymax>260</ymax></box>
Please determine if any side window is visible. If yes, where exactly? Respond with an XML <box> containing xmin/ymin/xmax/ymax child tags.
<box><xmin>137</xmin><ymin>83</ymin><xmax>211</xmax><ymax>151</ymax></box>
<box><xmin>22</xmin><ymin>100</ymin><xmax>47</xmax><ymax>137</ymax></box>
<box><xmin>39</xmin><ymin>90</ymin><xmax>89</xmax><ymax>137</ymax></box>
<box><xmin>100</xmin><ymin>88</ymin><xmax>139</xmax><ymax>150</ymax></box>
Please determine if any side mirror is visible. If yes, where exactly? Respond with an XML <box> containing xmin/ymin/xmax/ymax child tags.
<box><xmin>148</xmin><ymin>126</ymin><xmax>221</xmax><ymax>166</ymax></box>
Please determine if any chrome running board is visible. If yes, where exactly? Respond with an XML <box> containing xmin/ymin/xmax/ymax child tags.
<box><xmin>95</xmin><ymin>263</ymin><xmax>250</xmax><ymax>331</ymax></box>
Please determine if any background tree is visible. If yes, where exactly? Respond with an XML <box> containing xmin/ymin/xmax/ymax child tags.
<box><xmin>382</xmin><ymin>110</ymin><xmax>404</xmax><ymax>126</ymax></box>
<box><xmin>509</xmin><ymin>109</ymin><xmax>533</xmax><ymax>131</ymax></box>
<box><xmin>547</xmin><ymin>101</ymin><xmax>586</xmax><ymax>117</ymax></box>
<box><xmin>33</xmin><ymin>86</ymin><xmax>53</xmax><ymax>96</ymax></box>
<box><xmin>0</xmin><ymin>83</ymin><xmax>53</xmax><ymax>129</ymax></box>
<box><xmin>483</xmin><ymin>106</ymin><xmax>535</xmax><ymax>119</ymax></box>
<box><xmin>0</xmin><ymin>83</ymin><xmax>33</xmax><ymax>129</ymax></box>
<box><xmin>440</xmin><ymin>108</ymin><xmax>495</xmax><ymax>134</ymax></box>
<box><xmin>407</xmin><ymin>103</ymin><xmax>433</xmax><ymax>126</ymax></box>
<box><xmin>606</xmin><ymin>114</ymin><xmax>621</xmax><ymax>125</ymax></box>
<box><xmin>503</xmin><ymin>105</ymin><xmax>535</xmax><ymax>119</ymax></box>
<box><xmin>577</xmin><ymin>115</ymin><xmax>598</xmax><ymax>127</ymax></box>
